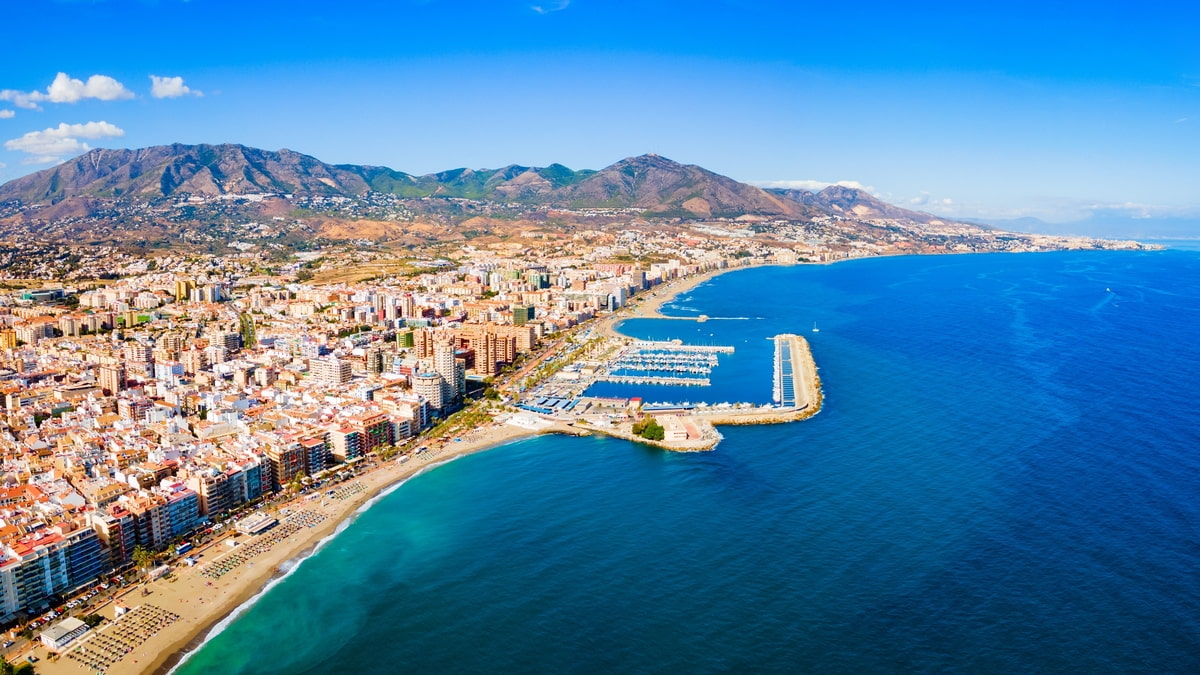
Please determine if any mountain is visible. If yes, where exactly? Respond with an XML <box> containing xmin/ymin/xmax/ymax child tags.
<box><xmin>0</xmin><ymin>145</ymin><xmax>817</xmax><ymax>218</ymax></box>
<box><xmin>772</xmin><ymin>185</ymin><xmax>955</xmax><ymax>224</ymax></box>
<box><xmin>547</xmin><ymin>153</ymin><xmax>819</xmax><ymax>218</ymax></box>
<box><xmin>0</xmin><ymin>144</ymin><xmax>978</xmax><ymax>246</ymax></box>
<box><xmin>0</xmin><ymin>144</ymin><xmax>379</xmax><ymax>202</ymax></box>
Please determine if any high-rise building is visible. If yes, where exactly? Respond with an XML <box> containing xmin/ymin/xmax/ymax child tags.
<box><xmin>432</xmin><ymin>333</ymin><xmax>459</xmax><ymax>402</ymax></box>
<box><xmin>412</xmin><ymin>372</ymin><xmax>444</xmax><ymax>411</ymax></box>
<box><xmin>301</xmin><ymin>436</ymin><xmax>329</xmax><ymax>475</ymax></box>
<box><xmin>311</xmin><ymin>357</ymin><xmax>352</xmax><ymax>385</ymax></box>
<box><xmin>90</xmin><ymin>505</ymin><xmax>137</xmax><ymax>567</ymax></box>
<box><xmin>265</xmin><ymin>441</ymin><xmax>306</xmax><ymax>492</ymax></box>
<box><xmin>186</xmin><ymin>470</ymin><xmax>239</xmax><ymax>517</ymax></box>
<box><xmin>512</xmin><ymin>305</ymin><xmax>535</xmax><ymax>326</ymax></box>
<box><xmin>181</xmin><ymin>348</ymin><xmax>208</xmax><ymax>375</ymax></box>
<box><xmin>165</xmin><ymin>487</ymin><xmax>201</xmax><ymax>538</ymax></box>
<box><xmin>98</xmin><ymin>364</ymin><xmax>124</xmax><ymax>395</ymax></box>
<box><xmin>415</xmin><ymin>327</ymin><xmax>432</xmax><ymax>358</ymax></box>
<box><xmin>366</xmin><ymin>348</ymin><xmax>385</xmax><ymax>375</ymax></box>
<box><xmin>123</xmin><ymin>342</ymin><xmax>153</xmax><ymax>363</ymax></box>
<box><xmin>400</xmin><ymin>293</ymin><xmax>416</xmax><ymax>318</ymax></box>
<box><xmin>479</xmin><ymin>332</ymin><xmax>499</xmax><ymax>376</ymax></box>
<box><xmin>174</xmin><ymin>279</ymin><xmax>195</xmax><ymax>303</ymax></box>
<box><xmin>159</xmin><ymin>332</ymin><xmax>186</xmax><ymax>352</ymax></box>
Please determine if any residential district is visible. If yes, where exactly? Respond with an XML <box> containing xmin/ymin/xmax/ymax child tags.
<box><xmin>0</xmin><ymin>223</ymin><xmax>1146</xmax><ymax>668</ymax></box>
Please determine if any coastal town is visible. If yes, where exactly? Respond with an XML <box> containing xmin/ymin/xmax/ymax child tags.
<box><xmin>0</xmin><ymin>210</ymin><xmax>1151</xmax><ymax>674</ymax></box>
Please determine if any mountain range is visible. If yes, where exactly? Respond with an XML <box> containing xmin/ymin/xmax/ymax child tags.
<box><xmin>0</xmin><ymin>144</ymin><xmax>980</xmax><ymax>246</ymax></box>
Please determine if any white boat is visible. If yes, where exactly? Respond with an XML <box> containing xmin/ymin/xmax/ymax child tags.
<box><xmin>812</xmin><ymin>321</ymin><xmax>820</xmax><ymax>333</ymax></box>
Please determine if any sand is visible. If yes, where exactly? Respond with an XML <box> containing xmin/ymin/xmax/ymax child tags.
<box><xmin>595</xmin><ymin>266</ymin><xmax>739</xmax><ymax>339</ymax></box>
<box><xmin>27</xmin><ymin>263</ymin><xmax>782</xmax><ymax>675</ymax></box>
<box><xmin>31</xmin><ymin>423</ymin><xmax>537</xmax><ymax>675</ymax></box>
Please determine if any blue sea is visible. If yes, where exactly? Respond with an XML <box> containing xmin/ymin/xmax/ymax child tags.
<box><xmin>173</xmin><ymin>250</ymin><xmax>1200</xmax><ymax>674</ymax></box>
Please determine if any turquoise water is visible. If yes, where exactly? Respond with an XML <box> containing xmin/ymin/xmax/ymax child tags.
<box><xmin>173</xmin><ymin>251</ymin><xmax>1200</xmax><ymax>674</ymax></box>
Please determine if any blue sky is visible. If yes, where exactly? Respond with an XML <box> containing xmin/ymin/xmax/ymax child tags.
<box><xmin>2</xmin><ymin>0</ymin><xmax>1198</xmax><ymax>234</ymax></box>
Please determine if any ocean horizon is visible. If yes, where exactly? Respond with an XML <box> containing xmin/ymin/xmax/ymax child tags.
<box><xmin>173</xmin><ymin>250</ymin><xmax>1200</xmax><ymax>674</ymax></box>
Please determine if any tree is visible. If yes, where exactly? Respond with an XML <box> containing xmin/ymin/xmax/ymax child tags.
<box><xmin>132</xmin><ymin>545</ymin><xmax>154</xmax><ymax>574</ymax></box>
<box><xmin>632</xmin><ymin>417</ymin><xmax>665</xmax><ymax>441</ymax></box>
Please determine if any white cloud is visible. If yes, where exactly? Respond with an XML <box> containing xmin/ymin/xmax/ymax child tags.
<box><xmin>4</xmin><ymin>120</ymin><xmax>125</xmax><ymax>164</ymax></box>
<box><xmin>0</xmin><ymin>89</ymin><xmax>40</xmax><ymax>110</ymax></box>
<box><xmin>45</xmin><ymin>72</ymin><xmax>132</xmax><ymax>103</ymax></box>
<box><xmin>531</xmin><ymin>0</ymin><xmax>570</xmax><ymax>13</ymax></box>
<box><xmin>0</xmin><ymin>72</ymin><xmax>133</xmax><ymax>110</ymax></box>
<box><xmin>150</xmin><ymin>75</ymin><xmax>202</xmax><ymax>98</ymax></box>
<box><xmin>0</xmin><ymin>109</ymin><xmax>14</xmax><ymax>119</ymax></box>
<box><xmin>753</xmin><ymin>179</ymin><xmax>874</xmax><ymax>193</ymax></box>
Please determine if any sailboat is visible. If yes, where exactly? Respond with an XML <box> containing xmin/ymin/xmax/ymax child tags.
<box><xmin>812</xmin><ymin>321</ymin><xmax>820</xmax><ymax>333</ymax></box>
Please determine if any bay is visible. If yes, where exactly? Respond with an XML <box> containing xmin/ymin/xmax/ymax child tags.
<box><xmin>175</xmin><ymin>250</ymin><xmax>1200</xmax><ymax>674</ymax></box>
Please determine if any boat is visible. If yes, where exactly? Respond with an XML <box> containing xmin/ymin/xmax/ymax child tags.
<box><xmin>812</xmin><ymin>321</ymin><xmax>820</xmax><ymax>333</ymax></box>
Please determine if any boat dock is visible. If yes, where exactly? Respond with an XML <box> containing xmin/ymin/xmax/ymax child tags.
<box><xmin>771</xmin><ymin>333</ymin><xmax>816</xmax><ymax>408</ymax></box>
<box><xmin>595</xmin><ymin>374</ymin><xmax>711</xmax><ymax>386</ymax></box>
<box><xmin>600</xmin><ymin>340</ymin><xmax>735</xmax><ymax>387</ymax></box>
<box><xmin>628</xmin><ymin>340</ymin><xmax>735</xmax><ymax>354</ymax></box>
<box><xmin>772</xmin><ymin>334</ymin><xmax>799</xmax><ymax>406</ymax></box>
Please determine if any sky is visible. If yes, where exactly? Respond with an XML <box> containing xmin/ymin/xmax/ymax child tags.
<box><xmin>1</xmin><ymin>0</ymin><xmax>1198</xmax><ymax>235</ymax></box>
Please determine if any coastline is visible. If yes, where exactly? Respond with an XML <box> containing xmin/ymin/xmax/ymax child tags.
<box><xmin>34</xmin><ymin>262</ymin><xmax>811</xmax><ymax>675</ymax></box>
<box><xmin>76</xmin><ymin>269</ymin><xmax>738</xmax><ymax>675</ymax></box>
<box><xmin>586</xmin><ymin>263</ymin><xmax>824</xmax><ymax>451</ymax></box>
<box><xmin>33</xmin><ymin>423</ymin><xmax>538</xmax><ymax>675</ymax></box>
<box><xmin>595</xmin><ymin>265</ymin><xmax>744</xmax><ymax>339</ymax></box>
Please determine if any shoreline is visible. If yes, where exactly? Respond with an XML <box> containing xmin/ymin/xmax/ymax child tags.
<box><xmin>595</xmin><ymin>265</ymin><xmax>747</xmax><ymax>339</ymax></box>
<box><xmin>122</xmin><ymin>267</ymin><xmax>748</xmax><ymax>675</ymax></box>
<box><xmin>586</xmin><ymin>263</ymin><xmax>824</xmax><ymax>451</ymax></box>
<box><xmin>35</xmin><ymin>262</ymin><xmax>809</xmax><ymax>675</ymax></box>
<box><xmin>34</xmin><ymin>423</ymin><xmax>539</xmax><ymax>675</ymax></box>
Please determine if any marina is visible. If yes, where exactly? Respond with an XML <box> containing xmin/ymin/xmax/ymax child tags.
<box><xmin>598</xmin><ymin>340</ymin><xmax>734</xmax><ymax>387</ymax></box>
<box><xmin>772</xmin><ymin>334</ymin><xmax>799</xmax><ymax>406</ymax></box>
<box><xmin>594</xmin><ymin>374</ymin><xmax>712</xmax><ymax>386</ymax></box>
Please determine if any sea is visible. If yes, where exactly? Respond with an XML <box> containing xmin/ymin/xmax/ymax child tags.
<box><xmin>172</xmin><ymin>249</ymin><xmax>1200</xmax><ymax>674</ymax></box>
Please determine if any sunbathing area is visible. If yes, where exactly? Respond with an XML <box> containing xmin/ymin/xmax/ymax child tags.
<box><xmin>201</xmin><ymin>509</ymin><xmax>329</xmax><ymax>580</ymax></box>
<box><xmin>329</xmin><ymin>482</ymin><xmax>367</xmax><ymax>500</ymax></box>
<box><xmin>63</xmin><ymin>604</ymin><xmax>180</xmax><ymax>672</ymax></box>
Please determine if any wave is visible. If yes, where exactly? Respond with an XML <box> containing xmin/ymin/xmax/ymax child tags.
<box><xmin>167</xmin><ymin>456</ymin><xmax>471</xmax><ymax>673</ymax></box>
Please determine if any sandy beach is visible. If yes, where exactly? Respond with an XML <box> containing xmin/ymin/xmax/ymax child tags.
<box><xmin>28</xmin><ymin>263</ymin><xmax>784</xmax><ymax>675</ymax></box>
<box><xmin>31</xmin><ymin>423</ymin><xmax>536</xmax><ymax>675</ymax></box>
<box><xmin>596</xmin><ymin>265</ymin><xmax>742</xmax><ymax>339</ymax></box>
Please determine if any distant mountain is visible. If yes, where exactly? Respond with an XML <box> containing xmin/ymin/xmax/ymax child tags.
<box><xmin>771</xmin><ymin>185</ymin><xmax>961</xmax><ymax>225</ymax></box>
<box><xmin>0</xmin><ymin>144</ymin><xmax>977</xmax><ymax>242</ymax></box>
<box><xmin>547</xmin><ymin>153</ymin><xmax>819</xmax><ymax>218</ymax></box>
<box><xmin>0</xmin><ymin>144</ymin><xmax>377</xmax><ymax>202</ymax></box>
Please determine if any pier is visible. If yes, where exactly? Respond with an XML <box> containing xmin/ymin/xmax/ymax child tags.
<box><xmin>629</xmin><ymin>340</ymin><xmax>735</xmax><ymax>354</ymax></box>
<box><xmin>600</xmin><ymin>340</ymin><xmax>734</xmax><ymax>386</ymax></box>
<box><xmin>771</xmin><ymin>333</ymin><xmax>816</xmax><ymax>409</ymax></box>
<box><xmin>595</xmin><ymin>374</ymin><xmax>711</xmax><ymax>386</ymax></box>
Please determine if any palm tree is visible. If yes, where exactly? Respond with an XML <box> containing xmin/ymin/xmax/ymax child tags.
<box><xmin>131</xmin><ymin>545</ymin><xmax>154</xmax><ymax>576</ymax></box>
